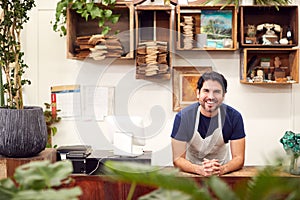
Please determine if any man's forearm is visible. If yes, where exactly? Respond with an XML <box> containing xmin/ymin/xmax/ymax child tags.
<box><xmin>220</xmin><ymin>157</ymin><xmax>244</xmax><ymax>175</ymax></box>
<box><xmin>173</xmin><ymin>157</ymin><xmax>204</xmax><ymax>175</ymax></box>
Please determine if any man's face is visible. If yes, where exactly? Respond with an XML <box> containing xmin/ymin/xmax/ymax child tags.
<box><xmin>197</xmin><ymin>80</ymin><xmax>225</xmax><ymax>117</ymax></box>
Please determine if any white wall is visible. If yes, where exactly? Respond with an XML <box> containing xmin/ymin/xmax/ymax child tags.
<box><xmin>22</xmin><ymin>0</ymin><xmax>300</xmax><ymax>166</ymax></box>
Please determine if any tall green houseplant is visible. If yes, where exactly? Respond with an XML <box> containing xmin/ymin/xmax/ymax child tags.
<box><xmin>0</xmin><ymin>0</ymin><xmax>48</xmax><ymax>158</ymax></box>
<box><xmin>0</xmin><ymin>0</ymin><xmax>33</xmax><ymax>109</ymax></box>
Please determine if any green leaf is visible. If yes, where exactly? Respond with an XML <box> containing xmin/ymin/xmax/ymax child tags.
<box><xmin>86</xmin><ymin>3</ymin><xmax>94</xmax><ymax>12</ymax></box>
<box><xmin>0</xmin><ymin>161</ymin><xmax>81</xmax><ymax>200</ymax></box>
<box><xmin>101</xmin><ymin>26</ymin><xmax>111</xmax><ymax>35</ymax></box>
<box><xmin>246</xmin><ymin>166</ymin><xmax>300</xmax><ymax>199</ymax></box>
<box><xmin>81</xmin><ymin>10</ymin><xmax>90</xmax><ymax>21</ymax></box>
<box><xmin>55</xmin><ymin>1</ymin><xmax>67</xmax><ymax>19</ymax></box>
<box><xmin>90</xmin><ymin>7</ymin><xmax>102</xmax><ymax>19</ymax></box>
<box><xmin>72</xmin><ymin>1</ymin><xmax>84</xmax><ymax>10</ymax></box>
<box><xmin>0</xmin><ymin>178</ymin><xmax>18</xmax><ymax>199</ymax></box>
<box><xmin>13</xmin><ymin>188</ymin><xmax>82</xmax><ymax>200</ymax></box>
<box><xmin>98</xmin><ymin>19</ymin><xmax>105</xmax><ymax>27</ymax></box>
<box><xmin>103</xmin><ymin>9</ymin><xmax>112</xmax><ymax>18</ymax></box>
<box><xmin>51</xmin><ymin>126</ymin><xmax>58</xmax><ymax>136</ymax></box>
<box><xmin>206</xmin><ymin>176</ymin><xmax>239</xmax><ymax>200</ymax></box>
<box><xmin>139</xmin><ymin>188</ymin><xmax>192</xmax><ymax>200</ymax></box>
<box><xmin>14</xmin><ymin>160</ymin><xmax>73</xmax><ymax>189</ymax></box>
<box><xmin>110</xmin><ymin>15</ymin><xmax>120</xmax><ymax>24</ymax></box>
<box><xmin>102</xmin><ymin>0</ymin><xmax>110</xmax><ymax>6</ymax></box>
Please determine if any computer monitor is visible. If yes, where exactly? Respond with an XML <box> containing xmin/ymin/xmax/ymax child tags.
<box><xmin>105</xmin><ymin>115</ymin><xmax>145</xmax><ymax>157</ymax></box>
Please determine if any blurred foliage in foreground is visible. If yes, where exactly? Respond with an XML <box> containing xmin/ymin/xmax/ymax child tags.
<box><xmin>105</xmin><ymin>160</ymin><xmax>300</xmax><ymax>200</ymax></box>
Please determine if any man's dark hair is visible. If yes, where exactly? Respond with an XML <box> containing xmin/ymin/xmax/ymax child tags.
<box><xmin>197</xmin><ymin>71</ymin><xmax>227</xmax><ymax>93</ymax></box>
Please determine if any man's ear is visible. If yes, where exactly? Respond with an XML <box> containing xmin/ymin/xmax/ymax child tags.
<box><xmin>196</xmin><ymin>89</ymin><xmax>200</xmax><ymax>98</ymax></box>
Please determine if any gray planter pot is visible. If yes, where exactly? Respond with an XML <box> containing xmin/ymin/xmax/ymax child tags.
<box><xmin>0</xmin><ymin>106</ymin><xmax>47</xmax><ymax>157</ymax></box>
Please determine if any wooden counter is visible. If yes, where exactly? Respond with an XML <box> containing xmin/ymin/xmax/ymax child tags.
<box><xmin>67</xmin><ymin>166</ymin><xmax>299</xmax><ymax>200</ymax></box>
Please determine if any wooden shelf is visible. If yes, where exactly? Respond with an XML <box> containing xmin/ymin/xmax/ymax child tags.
<box><xmin>135</xmin><ymin>5</ymin><xmax>174</xmax><ymax>80</ymax></box>
<box><xmin>66</xmin><ymin>2</ymin><xmax>134</xmax><ymax>60</ymax></box>
<box><xmin>239</xmin><ymin>5</ymin><xmax>298</xmax><ymax>47</ymax></box>
<box><xmin>240</xmin><ymin>48</ymin><xmax>299</xmax><ymax>84</ymax></box>
<box><xmin>176</xmin><ymin>5</ymin><xmax>238</xmax><ymax>50</ymax></box>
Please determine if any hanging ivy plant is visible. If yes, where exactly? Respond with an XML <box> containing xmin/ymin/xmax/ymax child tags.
<box><xmin>52</xmin><ymin>0</ymin><xmax>120</xmax><ymax>37</ymax></box>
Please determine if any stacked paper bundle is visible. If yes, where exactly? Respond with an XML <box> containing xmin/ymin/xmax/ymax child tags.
<box><xmin>75</xmin><ymin>34</ymin><xmax>124</xmax><ymax>60</ymax></box>
<box><xmin>181</xmin><ymin>16</ymin><xmax>194</xmax><ymax>49</ymax></box>
<box><xmin>74</xmin><ymin>36</ymin><xmax>93</xmax><ymax>59</ymax></box>
<box><xmin>136</xmin><ymin>41</ymin><xmax>169</xmax><ymax>77</ymax></box>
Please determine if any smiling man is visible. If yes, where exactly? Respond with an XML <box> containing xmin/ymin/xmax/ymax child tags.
<box><xmin>171</xmin><ymin>71</ymin><xmax>246</xmax><ymax>176</ymax></box>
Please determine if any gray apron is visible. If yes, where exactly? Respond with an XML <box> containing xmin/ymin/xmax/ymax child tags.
<box><xmin>186</xmin><ymin>105</ymin><xmax>230</xmax><ymax>165</ymax></box>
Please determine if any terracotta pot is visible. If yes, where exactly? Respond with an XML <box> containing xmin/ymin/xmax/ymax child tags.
<box><xmin>0</xmin><ymin>106</ymin><xmax>47</xmax><ymax>157</ymax></box>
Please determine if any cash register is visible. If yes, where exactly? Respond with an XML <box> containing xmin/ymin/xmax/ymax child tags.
<box><xmin>57</xmin><ymin>145</ymin><xmax>92</xmax><ymax>174</ymax></box>
<box><xmin>56</xmin><ymin>145</ymin><xmax>152</xmax><ymax>175</ymax></box>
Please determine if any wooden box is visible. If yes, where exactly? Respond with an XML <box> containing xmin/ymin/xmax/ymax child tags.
<box><xmin>66</xmin><ymin>2</ymin><xmax>134</xmax><ymax>60</ymax></box>
<box><xmin>135</xmin><ymin>5</ymin><xmax>174</xmax><ymax>80</ymax></box>
<box><xmin>240</xmin><ymin>48</ymin><xmax>299</xmax><ymax>84</ymax></box>
<box><xmin>239</xmin><ymin>5</ymin><xmax>298</xmax><ymax>47</ymax></box>
<box><xmin>274</xmin><ymin>70</ymin><xmax>286</xmax><ymax>79</ymax></box>
<box><xmin>176</xmin><ymin>5</ymin><xmax>238</xmax><ymax>50</ymax></box>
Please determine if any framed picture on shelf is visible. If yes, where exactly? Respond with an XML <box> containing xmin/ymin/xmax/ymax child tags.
<box><xmin>172</xmin><ymin>66</ymin><xmax>212</xmax><ymax>112</ymax></box>
<box><xmin>200</xmin><ymin>10</ymin><xmax>233</xmax><ymax>48</ymax></box>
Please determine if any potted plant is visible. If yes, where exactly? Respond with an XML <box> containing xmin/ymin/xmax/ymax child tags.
<box><xmin>280</xmin><ymin>130</ymin><xmax>300</xmax><ymax>175</ymax></box>
<box><xmin>43</xmin><ymin>103</ymin><xmax>61</xmax><ymax>148</ymax></box>
<box><xmin>52</xmin><ymin>0</ymin><xmax>120</xmax><ymax>37</ymax></box>
<box><xmin>0</xmin><ymin>0</ymin><xmax>47</xmax><ymax>157</ymax></box>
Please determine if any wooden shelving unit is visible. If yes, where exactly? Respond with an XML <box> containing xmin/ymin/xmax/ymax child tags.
<box><xmin>240</xmin><ymin>48</ymin><xmax>299</xmax><ymax>84</ymax></box>
<box><xmin>135</xmin><ymin>5</ymin><xmax>174</xmax><ymax>80</ymax></box>
<box><xmin>66</xmin><ymin>2</ymin><xmax>134</xmax><ymax>60</ymax></box>
<box><xmin>176</xmin><ymin>5</ymin><xmax>238</xmax><ymax>51</ymax></box>
<box><xmin>239</xmin><ymin>5</ymin><xmax>298</xmax><ymax>47</ymax></box>
<box><xmin>239</xmin><ymin>5</ymin><xmax>299</xmax><ymax>85</ymax></box>
<box><xmin>65</xmin><ymin>3</ymin><xmax>300</xmax><ymax>86</ymax></box>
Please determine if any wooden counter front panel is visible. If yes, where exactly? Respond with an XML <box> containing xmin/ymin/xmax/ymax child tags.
<box><xmin>67</xmin><ymin>166</ymin><xmax>298</xmax><ymax>200</ymax></box>
<box><xmin>72</xmin><ymin>176</ymin><xmax>122</xmax><ymax>200</ymax></box>
<box><xmin>70</xmin><ymin>175</ymin><xmax>156</xmax><ymax>200</ymax></box>
<box><xmin>70</xmin><ymin>175</ymin><xmax>252</xmax><ymax>200</ymax></box>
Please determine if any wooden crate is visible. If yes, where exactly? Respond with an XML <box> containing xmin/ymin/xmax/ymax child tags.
<box><xmin>239</xmin><ymin>5</ymin><xmax>298</xmax><ymax>47</ymax></box>
<box><xmin>240</xmin><ymin>48</ymin><xmax>299</xmax><ymax>84</ymax></box>
<box><xmin>176</xmin><ymin>5</ymin><xmax>238</xmax><ymax>50</ymax></box>
<box><xmin>66</xmin><ymin>2</ymin><xmax>134</xmax><ymax>60</ymax></box>
<box><xmin>135</xmin><ymin>5</ymin><xmax>174</xmax><ymax>80</ymax></box>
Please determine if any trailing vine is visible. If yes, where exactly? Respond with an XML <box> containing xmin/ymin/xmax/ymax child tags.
<box><xmin>52</xmin><ymin>0</ymin><xmax>120</xmax><ymax>37</ymax></box>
